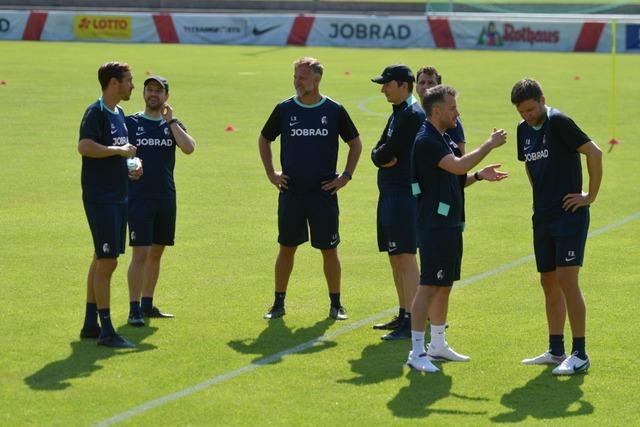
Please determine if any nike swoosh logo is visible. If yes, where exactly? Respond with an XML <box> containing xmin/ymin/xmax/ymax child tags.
<box><xmin>388</xmin><ymin>247</ymin><xmax>398</xmax><ymax>252</ymax></box>
<box><xmin>574</xmin><ymin>360</ymin><xmax>589</xmax><ymax>371</ymax></box>
<box><xmin>330</xmin><ymin>239</ymin><xmax>339</xmax><ymax>246</ymax></box>
<box><xmin>136</xmin><ymin>132</ymin><xmax>145</xmax><ymax>136</ymax></box>
<box><xmin>565</xmin><ymin>257</ymin><xmax>577</xmax><ymax>262</ymax></box>
<box><xmin>252</xmin><ymin>24</ymin><xmax>282</xmax><ymax>36</ymax></box>
<box><xmin>289</xmin><ymin>122</ymin><xmax>299</xmax><ymax>127</ymax></box>
<box><xmin>110</xmin><ymin>129</ymin><xmax>118</xmax><ymax>134</ymax></box>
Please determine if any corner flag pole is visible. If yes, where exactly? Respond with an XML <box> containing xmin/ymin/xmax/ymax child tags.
<box><xmin>609</xmin><ymin>19</ymin><xmax>619</xmax><ymax>153</ymax></box>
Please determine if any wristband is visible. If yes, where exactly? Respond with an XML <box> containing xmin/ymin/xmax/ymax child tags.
<box><xmin>474</xmin><ymin>171</ymin><xmax>483</xmax><ymax>181</ymax></box>
<box><xmin>342</xmin><ymin>171</ymin><xmax>352</xmax><ymax>180</ymax></box>
<box><xmin>168</xmin><ymin>118</ymin><xmax>178</xmax><ymax>126</ymax></box>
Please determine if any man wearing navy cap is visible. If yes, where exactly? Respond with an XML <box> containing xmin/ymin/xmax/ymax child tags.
<box><xmin>125</xmin><ymin>75</ymin><xmax>196</xmax><ymax>326</ymax></box>
<box><xmin>370</xmin><ymin>65</ymin><xmax>425</xmax><ymax>340</ymax></box>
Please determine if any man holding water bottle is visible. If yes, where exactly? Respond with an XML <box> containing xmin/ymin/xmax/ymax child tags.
<box><xmin>125</xmin><ymin>75</ymin><xmax>196</xmax><ymax>327</ymax></box>
<box><xmin>78</xmin><ymin>61</ymin><xmax>142</xmax><ymax>348</ymax></box>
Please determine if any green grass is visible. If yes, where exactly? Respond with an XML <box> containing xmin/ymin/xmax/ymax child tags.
<box><xmin>1</xmin><ymin>41</ymin><xmax>639</xmax><ymax>426</ymax></box>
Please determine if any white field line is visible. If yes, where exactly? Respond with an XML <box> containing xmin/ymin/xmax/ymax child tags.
<box><xmin>95</xmin><ymin>211</ymin><xmax>640</xmax><ymax>426</ymax></box>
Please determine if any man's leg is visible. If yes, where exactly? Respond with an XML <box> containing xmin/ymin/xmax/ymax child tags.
<box><xmin>140</xmin><ymin>245</ymin><xmax>173</xmax><ymax>318</ymax></box>
<box><xmin>425</xmin><ymin>285</ymin><xmax>469</xmax><ymax>362</ymax></box>
<box><xmin>321</xmin><ymin>248</ymin><xmax>348</xmax><ymax>320</ymax></box>
<box><xmin>552</xmin><ymin>266</ymin><xmax>589</xmax><ymax>374</ymax></box>
<box><xmin>81</xmin><ymin>255</ymin><xmax>100</xmax><ymax>338</ymax></box>
<box><xmin>382</xmin><ymin>254</ymin><xmax>418</xmax><ymax>339</ymax></box>
<box><xmin>93</xmin><ymin>257</ymin><xmax>118</xmax><ymax>337</ymax></box>
<box><xmin>407</xmin><ymin>285</ymin><xmax>439</xmax><ymax>372</ymax></box>
<box><xmin>127</xmin><ymin>246</ymin><xmax>149</xmax><ymax>325</ymax></box>
<box><xmin>265</xmin><ymin>245</ymin><xmax>297</xmax><ymax>319</ymax></box>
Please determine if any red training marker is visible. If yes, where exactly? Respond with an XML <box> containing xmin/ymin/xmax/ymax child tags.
<box><xmin>608</xmin><ymin>138</ymin><xmax>619</xmax><ymax>153</ymax></box>
<box><xmin>225</xmin><ymin>124</ymin><xmax>237</xmax><ymax>132</ymax></box>
<box><xmin>0</xmin><ymin>80</ymin><xmax>7</xmax><ymax>85</ymax></box>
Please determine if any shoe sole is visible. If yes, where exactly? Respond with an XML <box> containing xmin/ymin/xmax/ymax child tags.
<box><xmin>553</xmin><ymin>361</ymin><xmax>590</xmax><ymax>375</ymax></box>
<box><xmin>427</xmin><ymin>354</ymin><xmax>470</xmax><ymax>362</ymax></box>
<box><xmin>128</xmin><ymin>321</ymin><xmax>145</xmax><ymax>327</ymax></box>
<box><xmin>381</xmin><ymin>333</ymin><xmax>411</xmax><ymax>341</ymax></box>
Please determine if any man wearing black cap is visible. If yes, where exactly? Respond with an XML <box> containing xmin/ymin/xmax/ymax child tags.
<box><xmin>370</xmin><ymin>65</ymin><xmax>425</xmax><ymax>340</ymax></box>
<box><xmin>125</xmin><ymin>75</ymin><xmax>196</xmax><ymax>326</ymax></box>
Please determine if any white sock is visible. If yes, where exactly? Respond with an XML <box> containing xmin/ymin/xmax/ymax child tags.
<box><xmin>411</xmin><ymin>330</ymin><xmax>425</xmax><ymax>355</ymax></box>
<box><xmin>430</xmin><ymin>324</ymin><xmax>447</xmax><ymax>348</ymax></box>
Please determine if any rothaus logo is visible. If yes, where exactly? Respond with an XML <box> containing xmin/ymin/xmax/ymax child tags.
<box><xmin>524</xmin><ymin>149</ymin><xmax>549</xmax><ymax>162</ymax></box>
<box><xmin>137</xmin><ymin>138</ymin><xmax>173</xmax><ymax>147</ymax></box>
<box><xmin>328</xmin><ymin>23</ymin><xmax>410</xmax><ymax>40</ymax></box>
<box><xmin>477</xmin><ymin>21</ymin><xmax>559</xmax><ymax>46</ymax></box>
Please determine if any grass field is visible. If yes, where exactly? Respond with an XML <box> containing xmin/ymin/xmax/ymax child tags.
<box><xmin>0</xmin><ymin>41</ymin><xmax>639</xmax><ymax>426</ymax></box>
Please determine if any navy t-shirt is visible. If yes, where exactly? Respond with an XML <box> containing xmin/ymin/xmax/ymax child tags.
<box><xmin>261</xmin><ymin>96</ymin><xmax>359</xmax><ymax>193</ymax></box>
<box><xmin>126</xmin><ymin>113</ymin><xmax>185</xmax><ymax>200</ymax></box>
<box><xmin>413</xmin><ymin>120</ymin><xmax>463</xmax><ymax>230</ymax></box>
<box><xmin>371</xmin><ymin>95</ymin><xmax>426</xmax><ymax>195</ymax></box>
<box><xmin>447</xmin><ymin>118</ymin><xmax>465</xmax><ymax>145</ymax></box>
<box><xmin>445</xmin><ymin>118</ymin><xmax>467</xmax><ymax>222</ymax></box>
<box><xmin>79</xmin><ymin>98</ymin><xmax>129</xmax><ymax>203</ymax></box>
<box><xmin>517</xmin><ymin>107</ymin><xmax>590</xmax><ymax>219</ymax></box>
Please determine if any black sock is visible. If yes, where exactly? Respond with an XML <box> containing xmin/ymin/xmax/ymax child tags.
<box><xmin>83</xmin><ymin>302</ymin><xmax>98</xmax><ymax>330</ymax></box>
<box><xmin>141</xmin><ymin>297</ymin><xmax>153</xmax><ymax>312</ymax></box>
<box><xmin>549</xmin><ymin>334</ymin><xmax>565</xmax><ymax>356</ymax></box>
<box><xmin>572</xmin><ymin>337</ymin><xmax>587</xmax><ymax>359</ymax></box>
<box><xmin>398</xmin><ymin>307</ymin><xmax>406</xmax><ymax>320</ymax></box>
<box><xmin>98</xmin><ymin>308</ymin><xmax>116</xmax><ymax>337</ymax></box>
<box><xmin>402</xmin><ymin>312</ymin><xmax>411</xmax><ymax>327</ymax></box>
<box><xmin>129</xmin><ymin>301</ymin><xmax>141</xmax><ymax>317</ymax></box>
<box><xmin>273</xmin><ymin>292</ymin><xmax>286</xmax><ymax>308</ymax></box>
<box><xmin>329</xmin><ymin>293</ymin><xmax>341</xmax><ymax>308</ymax></box>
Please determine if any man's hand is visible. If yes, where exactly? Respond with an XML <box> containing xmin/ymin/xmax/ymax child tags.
<box><xmin>118</xmin><ymin>143</ymin><xmax>137</xmax><ymax>157</ymax></box>
<box><xmin>562</xmin><ymin>191</ymin><xmax>592</xmax><ymax>212</ymax></box>
<box><xmin>268</xmin><ymin>171</ymin><xmax>289</xmax><ymax>191</ymax></box>
<box><xmin>478</xmin><ymin>163</ymin><xmax>508</xmax><ymax>181</ymax></box>
<box><xmin>161</xmin><ymin>104</ymin><xmax>174</xmax><ymax>122</ymax></box>
<box><xmin>486</xmin><ymin>128</ymin><xmax>507</xmax><ymax>149</ymax></box>
<box><xmin>128</xmin><ymin>160</ymin><xmax>143</xmax><ymax>180</ymax></box>
<box><xmin>381</xmin><ymin>157</ymin><xmax>398</xmax><ymax>168</ymax></box>
<box><xmin>321</xmin><ymin>174</ymin><xmax>349</xmax><ymax>195</ymax></box>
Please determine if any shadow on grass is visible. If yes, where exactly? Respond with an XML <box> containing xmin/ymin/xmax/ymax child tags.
<box><xmin>337</xmin><ymin>341</ymin><xmax>406</xmax><ymax>385</ymax></box>
<box><xmin>227</xmin><ymin>318</ymin><xmax>336</xmax><ymax>364</ymax></box>
<box><xmin>24</xmin><ymin>325</ymin><xmax>157</xmax><ymax>391</ymax></box>
<box><xmin>491</xmin><ymin>366</ymin><xmax>593</xmax><ymax>422</ymax></box>
<box><xmin>388</xmin><ymin>368</ymin><xmax>488</xmax><ymax>418</ymax></box>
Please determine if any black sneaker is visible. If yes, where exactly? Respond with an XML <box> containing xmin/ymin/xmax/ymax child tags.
<box><xmin>127</xmin><ymin>313</ymin><xmax>145</xmax><ymax>327</ymax></box>
<box><xmin>381</xmin><ymin>324</ymin><xmax>411</xmax><ymax>341</ymax></box>
<box><xmin>373</xmin><ymin>316</ymin><xmax>401</xmax><ymax>330</ymax></box>
<box><xmin>80</xmin><ymin>326</ymin><xmax>101</xmax><ymax>339</ymax></box>
<box><xmin>264</xmin><ymin>305</ymin><xmax>285</xmax><ymax>320</ymax></box>
<box><xmin>97</xmin><ymin>334</ymin><xmax>136</xmax><ymax>348</ymax></box>
<box><xmin>142</xmin><ymin>306</ymin><xmax>174</xmax><ymax>318</ymax></box>
<box><xmin>330</xmin><ymin>305</ymin><xmax>348</xmax><ymax>320</ymax></box>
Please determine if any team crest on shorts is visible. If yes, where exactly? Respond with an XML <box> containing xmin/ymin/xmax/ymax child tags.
<box><xmin>130</xmin><ymin>231</ymin><xmax>136</xmax><ymax>241</ymax></box>
<box><xmin>437</xmin><ymin>269</ymin><xmax>445</xmax><ymax>280</ymax></box>
<box><xmin>102</xmin><ymin>243</ymin><xmax>110</xmax><ymax>253</ymax></box>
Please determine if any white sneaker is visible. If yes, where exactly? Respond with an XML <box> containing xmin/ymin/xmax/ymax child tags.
<box><xmin>552</xmin><ymin>352</ymin><xmax>590</xmax><ymax>375</ymax></box>
<box><xmin>406</xmin><ymin>351</ymin><xmax>440</xmax><ymax>372</ymax></box>
<box><xmin>426</xmin><ymin>342</ymin><xmax>470</xmax><ymax>362</ymax></box>
<box><xmin>522</xmin><ymin>351</ymin><xmax>566</xmax><ymax>365</ymax></box>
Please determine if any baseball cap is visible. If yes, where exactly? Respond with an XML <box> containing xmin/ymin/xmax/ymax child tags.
<box><xmin>371</xmin><ymin>65</ymin><xmax>414</xmax><ymax>84</ymax></box>
<box><xmin>144</xmin><ymin>75</ymin><xmax>169</xmax><ymax>92</ymax></box>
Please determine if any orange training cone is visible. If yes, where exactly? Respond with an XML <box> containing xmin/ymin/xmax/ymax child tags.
<box><xmin>225</xmin><ymin>124</ymin><xmax>237</xmax><ymax>132</ymax></box>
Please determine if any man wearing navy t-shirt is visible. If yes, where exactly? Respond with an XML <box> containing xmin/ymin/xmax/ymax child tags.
<box><xmin>511</xmin><ymin>79</ymin><xmax>602</xmax><ymax>375</ymax></box>
<box><xmin>258</xmin><ymin>57</ymin><xmax>362</xmax><ymax>320</ymax></box>
<box><xmin>78</xmin><ymin>61</ymin><xmax>142</xmax><ymax>348</ymax></box>
<box><xmin>370</xmin><ymin>65</ymin><xmax>424</xmax><ymax>340</ymax></box>
<box><xmin>125</xmin><ymin>76</ymin><xmax>196</xmax><ymax>327</ymax></box>
<box><xmin>406</xmin><ymin>85</ymin><xmax>507</xmax><ymax>373</ymax></box>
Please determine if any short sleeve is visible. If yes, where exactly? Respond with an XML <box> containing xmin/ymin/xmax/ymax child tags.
<box><xmin>517</xmin><ymin>124</ymin><xmax>525</xmax><ymax>162</ymax></box>
<box><xmin>260</xmin><ymin>104</ymin><xmax>282</xmax><ymax>141</ymax></box>
<box><xmin>337</xmin><ymin>105</ymin><xmax>360</xmax><ymax>142</ymax></box>
<box><xmin>550</xmin><ymin>114</ymin><xmax>591</xmax><ymax>152</ymax></box>
<box><xmin>79</xmin><ymin>107</ymin><xmax>103</xmax><ymax>142</ymax></box>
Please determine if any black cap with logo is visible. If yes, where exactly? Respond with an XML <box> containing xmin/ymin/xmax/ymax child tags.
<box><xmin>144</xmin><ymin>75</ymin><xmax>169</xmax><ymax>92</ymax></box>
<box><xmin>371</xmin><ymin>65</ymin><xmax>415</xmax><ymax>84</ymax></box>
